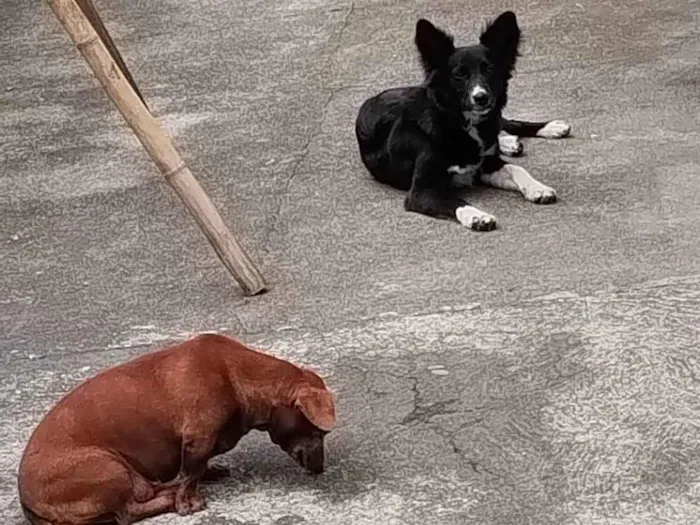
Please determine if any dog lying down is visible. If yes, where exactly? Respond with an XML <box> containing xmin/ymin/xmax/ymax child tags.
<box><xmin>355</xmin><ymin>11</ymin><xmax>571</xmax><ymax>231</ymax></box>
<box><xmin>18</xmin><ymin>334</ymin><xmax>336</xmax><ymax>525</ymax></box>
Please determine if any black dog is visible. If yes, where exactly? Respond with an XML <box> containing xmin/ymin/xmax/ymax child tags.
<box><xmin>355</xmin><ymin>11</ymin><xmax>570</xmax><ymax>231</ymax></box>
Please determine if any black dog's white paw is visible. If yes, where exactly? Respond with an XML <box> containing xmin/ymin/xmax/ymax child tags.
<box><xmin>536</xmin><ymin>120</ymin><xmax>571</xmax><ymax>139</ymax></box>
<box><xmin>498</xmin><ymin>133</ymin><xmax>523</xmax><ymax>156</ymax></box>
<box><xmin>456</xmin><ymin>206</ymin><xmax>497</xmax><ymax>231</ymax></box>
<box><xmin>524</xmin><ymin>185</ymin><xmax>557</xmax><ymax>204</ymax></box>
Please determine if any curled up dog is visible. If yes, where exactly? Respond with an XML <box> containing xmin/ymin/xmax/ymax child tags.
<box><xmin>18</xmin><ymin>334</ymin><xmax>337</xmax><ymax>525</ymax></box>
<box><xmin>355</xmin><ymin>11</ymin><xmax>571</xmax><ymax>231</ymax></box>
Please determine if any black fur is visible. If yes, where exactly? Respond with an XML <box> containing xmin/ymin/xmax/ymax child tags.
<box><xmin>355</xmin><ymin>12</ymin><xmax>546</xmax><ymax>226</ymax></box>
<box><xmin>500</xmin><ymin>117</ymin><xmax>564</xmax><ymax>137</ymax></box>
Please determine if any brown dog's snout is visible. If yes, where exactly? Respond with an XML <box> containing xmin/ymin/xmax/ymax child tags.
<box><xmin>304</xmin><ymin>445</ymin><xmax>325</xmax><ymax>474</ymax></box>
<box><xmin>291</xmin><ymin>441</ymin><xmax>324</xmax><ymax>474</ymax></box>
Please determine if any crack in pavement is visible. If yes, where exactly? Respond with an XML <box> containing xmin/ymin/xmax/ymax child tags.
<box><xmin>401</xmin><ymin>375</ymin><xmax>461</xmax><ymax>426</ymax></box>
<box><xmin>263</xmin><ymin>0</ymin><xmax>356</xmax><ymax>252</ymax></box>
<box><xmin>401</xmin><ymin>374</ymin><xmax>499</xmax><ymax>478</ymax></box>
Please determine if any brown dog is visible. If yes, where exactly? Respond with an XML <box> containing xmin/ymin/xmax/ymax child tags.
<box><xmin>18</xmin><ymin>333</ymin><xmax>337</xmax><ymax>525</ymax></box>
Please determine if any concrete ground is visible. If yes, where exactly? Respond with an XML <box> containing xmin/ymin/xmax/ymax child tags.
<box><xmin>2</xmin><ymin>0</ymin><xmax>700</xmax><ymax>523</ymax></box>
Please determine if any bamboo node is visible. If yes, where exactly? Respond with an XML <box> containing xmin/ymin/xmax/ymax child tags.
<box><xmin>76</xmin><ymin>33</ymin><xmax>100</xmax><ymax>50</ymax></box>
<box><xmin>164</xmin><ymin>162</ymin><xmax>187</xmax><ymax>180</ymax></box>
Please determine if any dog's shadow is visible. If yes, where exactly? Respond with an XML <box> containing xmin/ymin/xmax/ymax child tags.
<box><xmin>211</xmin><ymin>431</ymin><xmax>375</xmax><ymax>504</ymax></box>
<box><xmin>368</xmin><ymin>175</ymin><xmax>496</xmax><ymax>203</ymax></box>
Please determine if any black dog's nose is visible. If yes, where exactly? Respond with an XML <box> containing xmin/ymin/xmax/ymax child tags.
<box><xmin>472</xmin><ymin>90</ymin><xmax>490</xmax><ymax>105</ymax></box>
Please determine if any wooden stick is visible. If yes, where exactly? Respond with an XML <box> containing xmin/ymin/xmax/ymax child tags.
<box><xmin>74</xmin><ymin>0</ymin><xmax>148</xmax><ymax>108</ymax></box>
<box><xmin>45</xmin><ymin>0</ymin><xmax>268</xmax><ymax>296</ymax></box>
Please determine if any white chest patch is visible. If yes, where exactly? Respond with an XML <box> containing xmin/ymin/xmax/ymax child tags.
<box><xmin>468</xmin><ymin>126</ymin><xmax>484</xmax><ymax>149</ymax></box>
<box><xmin>449</xmin><ymin>127</ymin><xmax>496</xmax><ymax>183</ymax></box>
<box><xmin>448</xmin><ymin>165</ymin><xmax>472</xmax><ymax>175</ymax></box>
<box><xmin>466</xmin><ymin>126</ymin><xmax>497</xmax><ymax>156</ymax></box>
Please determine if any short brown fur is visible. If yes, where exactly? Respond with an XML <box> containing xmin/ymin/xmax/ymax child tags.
<box><xmin>18</xmin><ymin>334</ymin><xmax>337</xmax><ymax>525</ymax></box>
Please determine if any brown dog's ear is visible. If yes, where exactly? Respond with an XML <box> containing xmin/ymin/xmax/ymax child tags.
<box><xmin>294</xmin><ymin>386</ymin><xmax>337</xmax><ymax>431</ymax></box>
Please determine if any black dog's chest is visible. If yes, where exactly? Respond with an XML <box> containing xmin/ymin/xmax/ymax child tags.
<box><xmin>445</xmin><ymin>125</ymin><xmax>496</xmax><ymax>186</ymax></box>
<box><xmin>444</xmin><ymin>123</ymin><xmax>495</xmax><ymax>162</ymax></box>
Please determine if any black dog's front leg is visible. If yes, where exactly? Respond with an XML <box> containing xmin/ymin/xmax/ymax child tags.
<box><xmin>404</xmin><ymin>153</ymin><xmax>496</xmax><ymax>231</ymax></box>
<box><xmin>500</xmin><ymin>117</ymin><xmax>571</xmax><ymax>139</ymax></box>
<box><xmin>480</xmin><ymin>153</ymin><xmax>557</xmax><ymax>204</ymax></box>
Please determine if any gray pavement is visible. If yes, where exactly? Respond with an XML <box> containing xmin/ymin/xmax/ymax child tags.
<box><xmin>2</xmin><ymin>0</ymin><xmax>700</xmax><ymax>523</ymax></box>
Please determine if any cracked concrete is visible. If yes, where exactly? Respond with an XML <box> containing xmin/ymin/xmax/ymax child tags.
<box><xmin>265</xmin><ymin>0</ymin><xmax>356</xmax><ymax>247</ymax></box>
<box><xmin>3</xmin><ymin>0</ymin><xmax>700</xmax><ymax>523</ymax></box>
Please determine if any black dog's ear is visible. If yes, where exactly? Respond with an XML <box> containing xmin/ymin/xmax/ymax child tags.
<box><xmin>415</xmin><ymin>19</ymin><xmax>455</xmax><ymax>72</ymax></box>
<box><xmin>480</xmin><ymin>11</ymin><xmax>520</xmax><ymax>71</ymax></box>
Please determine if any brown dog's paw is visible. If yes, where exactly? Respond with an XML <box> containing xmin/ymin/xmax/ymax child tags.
<box><xmin>131</xmin><ymin>474</ymin><xmax>156</xmax><ymax>503</ymax></box>
<box><xmin>175</xmin><ymin>489</ymin><xmax>206</xmax><ymax>516</ymax></box>
<box><xmin>175</xmin><ymin>497</ymin><xmax>190</xmax><ymax>516</ymax></box>
<box><xmin>202</xmin><ymin>464</ymin><xmax>230</xmax><ymax>483</ymax></box>
<box><xmin>189</xmin><ymin>493</ymin><xmax>206</xmax><ymax>513</ymax></box>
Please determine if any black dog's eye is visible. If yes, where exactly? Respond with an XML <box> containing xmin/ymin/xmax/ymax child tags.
<box><xmin>480</xmin><ymin>62</ymin><xmax>493</xmax><ymax>74</ymax></box>
<box><xmin>452</xmin><ymin>69</ymin><xmax>469</xmax><ymax>81</ymax></box>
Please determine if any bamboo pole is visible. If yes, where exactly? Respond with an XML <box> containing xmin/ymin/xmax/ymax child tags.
<box><xmin>74</xmin><ymin>0</ymin><xmax>147</xmax><ymax>108</ymax></box>
<box><xmin>45</xmin><ymin>0</ymin><xmax>268</xmax><ymax>296</ymax></box>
